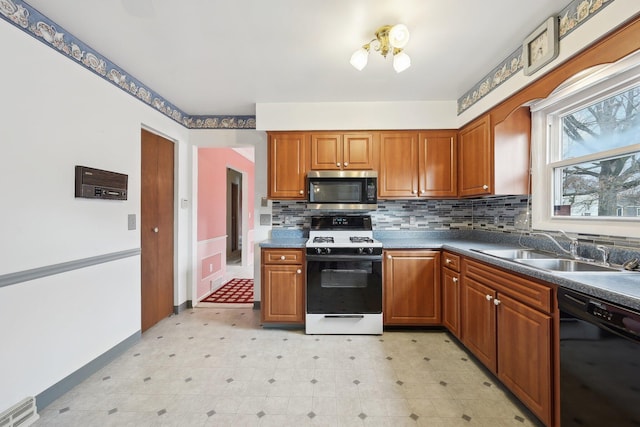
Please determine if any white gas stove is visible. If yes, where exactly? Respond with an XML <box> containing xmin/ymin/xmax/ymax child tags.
<box><xmin>305</xmin><ymin>215</ymin><xmax>383</xmax><ymax>335</ymax></box>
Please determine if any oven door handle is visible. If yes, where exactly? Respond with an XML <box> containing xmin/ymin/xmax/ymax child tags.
<box><xmin>323</xmin><ymin>315</ymin><xmax>365</xmax><ymax>319</ymax></box>
<box><xmin>306</xmin><ymin>254</ymin><xmax>383</xmax><ymax>262</ymax></box>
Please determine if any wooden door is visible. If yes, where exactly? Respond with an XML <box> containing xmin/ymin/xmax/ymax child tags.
<box><xmin>461</xmin><ymin>276</ymin><xmax>497</xmax><ymax>372</ymax></box>
<box><xmin>141</xmin><ymin>129</ymin><xmax>174</xmax><ymax>332</ymax></box>
<box><xmin>419</xmin><ymin>131</ymin><xmax>458</xmax><ymax>197</ymax></box>
<box><xmin>383</xmin><ymin>250</ymin><xmax>441</xmax><ymax>325</ymax></box>
<box><xmin>442</xmin><ymin>267</ymin><xmax>460</xmax><ymax>337</ymax></box>
<box><xmin>458</xmin><ymin>115</ymin><xmax>492</xmax><ymax>197</ymax></box>
<box><xmin>497</xmin><ymin>293</ymin><xmax>552</xmax><ymax>426</ymax></box>
<box><xmin>310</xmin><ymin>133</ymin><xmax>342</xmax><ymax>170</ymax></box>
<box><xmin>343</xmin><ymin>133</ymin><xmax>374</xmax><ymax>170</ymax></box>
<box><xmin>261</xmin><ymin>264</ymin><xmax>304</xmax><ymax>323</ymax></box>
<box><xmin>267</xmin><ymin>132</ymin><xmax>308</xmax><ymax>199</ymax></box>
<box><xmin>378</xmin><ymin>132</ymin><xmax>419</xmax><ymax>198</ymax></box>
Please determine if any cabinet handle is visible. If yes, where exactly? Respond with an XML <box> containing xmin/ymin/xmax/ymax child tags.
<box><xmin>412</xmin><ymin>190</ymin><xmax>417</xmax><ymax>194</ymax></box>
<box><xmin>494</xmin><ymin>298</ymin><xmax>501</xmax><ymax>306</ymax></box>
<box><xmin>153</xmin><ymin>227</ymin><xmax>159</xmax><ymax>233</ymax></box>
<box><xmin>420</xmin><ymin>190</ymin><xmax>425</xmax><ymax>194</ymax></box>
<box><xmin>344</xmin><ymin>162</ymin><xmax>349</xmax><ymax>167</ymax></box>
<box><xmin>485</xmin><ymin>294</ymin><xmax>493</xmax><ymax>301</ymax></box>
<box><xmin>445</xmin><ymin>259</ymin><xmax>451</xmax><ymax>264</ymax></box>
<box><xmin>452</xmin><ymin>277</ymin><xmax>458</xmax><ymax>283</ymax></box>
<box><xmin>299</xmin><ymin>190</ymin><xmax>304</xmax><ymax>195</ymax></box>
<box><xmin>280</xmin><ymin>255</ymin><xmax>286</xmax><ymax>260</ymax></box>
<box><xmin>297</xmin><ymin>269</ymin><xmax>302</xmax><ymax>274</ymax></box>
<box><xmin>387</xmin><ymin>254</ymin><xmax>392</xmax><ymax>259</ymax></box>
<box><xmin>336</xmin><ymin>162</ymin><xmax>341</xmax><ymax>167</ymax></box>
<box><xmin>482</xmin><ymin>184</ymin><xmax>489</xmax><ymax>190</ymax></box>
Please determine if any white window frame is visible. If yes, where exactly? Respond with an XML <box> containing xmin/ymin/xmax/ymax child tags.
<box><xmin>530</xmin><ymin>50</ymin><xmax>640</xmax><ymax>238</ymax></box>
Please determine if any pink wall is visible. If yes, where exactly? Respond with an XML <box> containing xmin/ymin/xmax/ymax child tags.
<box><xmin>198</xmin><ymin>148</ymin><xmax>255</xmax><ymax>241</ymax></box>
<box><xmin>197</xmin><ymin>147</ymin><xmax>255</xmax><ymax>299</ymax></box>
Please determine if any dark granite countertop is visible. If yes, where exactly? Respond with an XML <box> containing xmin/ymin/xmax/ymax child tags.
<box><xmin>259</xmin><ymin>229</ymin><xmax>640</xmax><ymax>311</ymax></box>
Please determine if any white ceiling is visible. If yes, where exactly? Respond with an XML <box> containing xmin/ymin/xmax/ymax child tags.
<box><xmin>24</xmin><ymin>0</ymin><xmax>563</xmax><ymax>116</ymax></box>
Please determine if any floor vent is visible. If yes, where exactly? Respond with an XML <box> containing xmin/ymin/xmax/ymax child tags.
<box><xmin>0</xmin><ymin>397</ymin><xmax>39</xmax><ymax>427</ymax></box>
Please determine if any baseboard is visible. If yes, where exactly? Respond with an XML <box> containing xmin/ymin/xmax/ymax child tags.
<box><xmin>173</xmin><ymin>300</ymin><xmax>190</xmax><ymax>314</ymax></box>
<box><xmin>36</xmin><ymin>331</ymin><xmax>140</xmax><ymax>410</ymax></box>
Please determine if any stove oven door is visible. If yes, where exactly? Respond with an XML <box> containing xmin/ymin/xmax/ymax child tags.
<box><xmin>306</xmin><ymin>254</ymin><xmax>382</xmax><ymax>315</ymax></box>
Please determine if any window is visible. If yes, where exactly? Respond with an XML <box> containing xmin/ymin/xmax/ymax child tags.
<box><xmin>530</xmin><ymin>52</ymin><xmax>640</xmax><ymax>237</ymax></box>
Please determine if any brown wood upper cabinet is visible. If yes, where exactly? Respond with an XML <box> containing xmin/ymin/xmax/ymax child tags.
<box><xmin>379</xmin><ymin>130</ymin><xmax>457</xmax><ymax>198</ymax></box>
<box><xmin>310</xmin><ymin>132</ymin><xmax>375</xmax><ymax>170</ymax></box>
<box><xmin>458</xmin><ymin>108</ymin><xmax>530</xmax><ymax>197</ymax></box>
<box><xmin>267</xmin><ymin>132</ymin><xmax>309</xmax><ymax>199</ymax></box>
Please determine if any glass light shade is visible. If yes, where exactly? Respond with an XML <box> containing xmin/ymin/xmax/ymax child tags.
<box><xmin>393</xmin><ymin>51</ymin><xmax>411</xmax><ymax>73</ymax></box>
<box><xmin>350</xmin><ymin>48</ymin><xmax>369</xmax><ymax>71</ymax></box>
<box><xmin>388</xmin><ymin>24</ymin><xmax>410</xmax><ymax>48</ymax></box>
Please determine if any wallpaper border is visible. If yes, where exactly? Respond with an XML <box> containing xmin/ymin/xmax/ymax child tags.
<box><xmin>457</xmin><ymin>0</ymin><xmax>615</xmax><ymax>115</ymax></box>
<box><xmin>0</xmin><ymin>0</ymin><xmax>256</xmax><ymax>129</ymax></box>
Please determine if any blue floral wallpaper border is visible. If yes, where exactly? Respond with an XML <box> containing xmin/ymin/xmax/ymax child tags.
<box><xmin>0</xmin><ymin>0</ymin><xmax>256</xmax><ymax>129</ymax></box>
<box><xmin>457</xmin><ymin>0</ymin><xmax>615</xmax><ymax>115</ymax></box>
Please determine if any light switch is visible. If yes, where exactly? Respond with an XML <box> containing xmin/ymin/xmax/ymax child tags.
<box><xmin>260</xmin><ymin>214</ymin><xmax>271</xmax><ymax>225</ymax></box>
<box><xmin>128</xmin><ymin>214</ymin><xmax>136</xmax><ymax>230</ymax></box>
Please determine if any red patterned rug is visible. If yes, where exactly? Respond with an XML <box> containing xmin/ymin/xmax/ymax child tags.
<box><xmin>201</xmin><ymin>278</ymin><xmax>253</xmax><ymax>304</ymax></box>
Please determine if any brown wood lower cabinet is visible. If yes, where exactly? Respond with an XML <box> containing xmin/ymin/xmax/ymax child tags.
<box><xmin>441</xmin><ymin>251</ymin><xmax>461</xmax><ymax>338</ymax></box>
<box><xmin>260</xmin><ymin>249</ymin><xmax>305</xmax><ymax>323</ymax></box>
<box><xmin>462</xmin><ymin>258</ymin><xmax>554</xmax><ymax>427</ymax></box>
<box><xmin>383</xmin><ymin>250</ymin><xmax>441</xmax><ymax>325</ymax></box>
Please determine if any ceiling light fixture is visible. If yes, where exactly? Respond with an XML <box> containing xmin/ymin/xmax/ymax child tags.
<box><xmin>350</xmin><ymin>24</ymin><xmax>411</xmax><ymax>73</ymax></box>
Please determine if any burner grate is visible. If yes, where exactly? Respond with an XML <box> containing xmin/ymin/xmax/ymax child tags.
<box><xmin>313</xmin><ymin>236</ymin><xmax>334</xmax><ymax>243</ymax></box>
<box><xmin>350</xmin><ymin>236</ymin><xmax>374</xmax><ymax>243</ymax></box>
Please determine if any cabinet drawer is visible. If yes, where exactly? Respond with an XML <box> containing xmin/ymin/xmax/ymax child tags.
<box><xmin>442</xmin><ymin>251</ymin><xmax>461</xmax><ymax>272</ymax></box>
<box><xmin>262</xmin><ymin>249</ymin><xmax>304</xmax><ymax>265</ymax></box>
<box><xmin>463</xmin><ymin>258</ymin><xmax>553</xmax><ymax>313</ymax></box>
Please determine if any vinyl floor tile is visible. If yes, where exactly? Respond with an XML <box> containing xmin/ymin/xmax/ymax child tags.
<box><xmin>33</xmin><ymin>307</ymin><xmax>543</xmax><ymax>427</ymax></box>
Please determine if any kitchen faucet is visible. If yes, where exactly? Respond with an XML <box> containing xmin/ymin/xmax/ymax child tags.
<box><xmin>596</xmin><ymin>245</ymin><xmax>610</xmax><ymax>266</ymax></box>
<box><xmin>530</xmin><ymin>230</ymin><xmax>579</xmax><ymax>259</ymax></box>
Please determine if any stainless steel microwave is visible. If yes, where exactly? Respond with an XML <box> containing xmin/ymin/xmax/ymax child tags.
<box><xmin>307</xmin><ymin>170</ymin><xmax>377</xmax><ymax>210</ymax></box>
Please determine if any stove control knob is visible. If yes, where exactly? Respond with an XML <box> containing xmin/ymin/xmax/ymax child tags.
<box><xmin>325</xmin><ymin>248</ymin><xmax>331</xmax><ymax>254</ymax></box>
<box><xmin>358</xmin><ymin>247</ymin><xmax>365</xmax><ymax>254</ymax></box>
<box><xmin>315</xmin><ymin>248</ymin><xmax>322</xmax><ymax>254</ymax></box>
<box><xmin>367</xmin><ymin>247</ymin><xmax>374</xmax><ymax>254</ymax></box>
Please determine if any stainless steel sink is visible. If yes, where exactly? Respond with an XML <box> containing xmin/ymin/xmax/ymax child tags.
<box><xmin>514</xmin><ymin>258</ymin><xmax>619</xmax><ymax>272</ymax></box>
<box><xmin>475</xmin><ymin>248</ymin><xmax>556</xmax><ymax>260</ymax></box>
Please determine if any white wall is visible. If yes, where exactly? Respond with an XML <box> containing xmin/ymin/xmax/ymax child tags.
<box><xmin>0</xmin><ymin>21</ymin><xmax>190</xmax><ymax>410</ymax></box>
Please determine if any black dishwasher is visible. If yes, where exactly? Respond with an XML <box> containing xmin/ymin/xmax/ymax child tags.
<box><xmin>558</xmin><ymin>288</ymin><xmax>640</xmax><ymax>426</ymax></box>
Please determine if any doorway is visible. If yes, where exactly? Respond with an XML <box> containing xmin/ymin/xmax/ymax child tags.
<box><xmin>141</xmin><ymin>129</ymin><xmax>175</xmax><ymax>332</ymax></box>
<box><xmin>227</xmin><ymin>168</ymin><xmax>242</xmax><ymax>266</ymax></box>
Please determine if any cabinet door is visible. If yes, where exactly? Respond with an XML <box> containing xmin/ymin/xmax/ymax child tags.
<box><xmin>442</xmin><ymin>267</ymin><xmax>460</xmax><ymax>338</ymax></box>
<box><xmin>310</xmin><ymin>133</ymin><xmax>342</xmax><ymax>170</ymax></box>
<box><xmin>461</xmin><ymin>276</ymin><xmax>497</xmax><ymax>372</ymax></box>
<box><xmin>458</xmin><ymin>115</ymin><xmax>492</xmax><ymax>197</ymax></box>
<box><xmin>384</xmin><ymin>250</ymin><xmax>441</xmax><ymax>325</ymax></box>
<box><xmin>343</xmin><ymin>133</ymin><xmax>374</xmax><ymax>170</ymax></box>
<box><xmin>497</xmin><ymin>293</ymin><xmax>552</xmax><ymax>426</ymax></box>
<box><xmin>378</xmin><ymin>132</ymin><xmax>419</xmax><ymax>198</ymax></box>
<box><xmin>267</xmin><ymin>132</ymin><xmax>308</xmax><ymax>199</ymax></box>
<box><xmin>261</xmin><ymin>264</ymin><xmax>305</xmax><ymax>323</ymax></box>
<box><xmin>418</xmin><ymin>131</ymin><xmax>458</xmax><ymax>197</ymax></box>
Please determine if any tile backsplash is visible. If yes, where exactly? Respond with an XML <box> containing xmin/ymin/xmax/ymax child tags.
<box><xmin>272</xmin><ymin>196</ymin><xmax>529</xmax><ymax>233</ymax></box>
<box><xmin>271</xmin><ymin>195</ymin><xmax>640</xmax><ymax>251</ymax></box>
